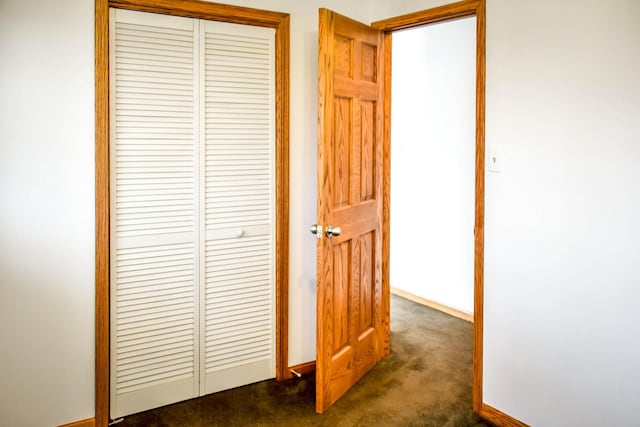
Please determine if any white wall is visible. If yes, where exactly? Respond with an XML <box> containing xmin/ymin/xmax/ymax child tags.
<box><xmin>390</xmin><ymin>18</ymin><xmax>476</xmax><ymax>314</ymax></box>
<box><xmin>0</xmin><ymin>1</ymin><xmax>95</xmax><ymax>426</ymax></box>
<box><xmin>481</xmin><ymin>1</ymin><xmax>640</xmax><ymax>425</ymax></box>
<box><xmin>378</xmin><ymin>0</ymin><xmax>640</xmax><ymax>426</ymax></box>
<box><xmin>371</xmin><ymin>0</ymin><xmax>448</xmax><ymax>22</ymax></box>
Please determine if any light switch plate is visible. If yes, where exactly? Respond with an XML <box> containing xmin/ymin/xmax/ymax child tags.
<box><xmin>488</xmin><ymin>146</ymin><xmax>501</xmax><ymax>173</ymax></box>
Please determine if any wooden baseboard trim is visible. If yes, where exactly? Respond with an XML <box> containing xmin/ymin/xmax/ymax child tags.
<box><xmin>480</xmin><ymin>404</ymin><xmax>529</xmax><ymax>427</ymax></box>
<box><xmin>59</xmin><ymin>418</ymin><xmax>95</xmax><ymax>427</ymax></box>
<box><xmin>288</xmin><ymin>360</ymin><xmax>316</xmax><ymax>378</ymax></box>
<box><xmin>391</xmin><ymin>287</ymin><xmax>473</xmax><ymax>323</ymax></box>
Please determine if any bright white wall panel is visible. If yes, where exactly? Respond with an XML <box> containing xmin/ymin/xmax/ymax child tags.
<box><xmin>481</xmin><ymin>1</ymin><xmax>640</xmax><ymax>425</ymax></box>
<box><xmin>390</xmin><ymin>17</ymin><xmax>476</xmax><ymax>314</ymax></box>
<box><xmin>0</xmin><ymin>0</ymin><xmax>95</xmax><ymax>426</ymax></box>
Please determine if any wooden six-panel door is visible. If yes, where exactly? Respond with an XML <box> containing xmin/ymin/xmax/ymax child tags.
<box><xmin>316</xmin><ymin>9</ymin><xmax>389</xmax><ymax>414</ymax></box>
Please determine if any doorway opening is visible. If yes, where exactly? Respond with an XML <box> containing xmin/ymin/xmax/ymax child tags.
<box><xmin>385</xmin><ymin>14</ymin><xmax>478</xmax><ymax>421</ymax></box>
<box><xmin>372</xmin><ymin>0</ymin><xmax>486</xmax><ymax>415</ymax></box>
<box><xmin>389</xmin><ymin>16</ymin><xmax>477</xmax><ymax>322</ymax></box>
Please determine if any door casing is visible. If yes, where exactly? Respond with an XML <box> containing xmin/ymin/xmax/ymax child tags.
<box><xmin>372</xmin><ymin>0</ymin><xmax>487</xmax><ymax>419</ymax></box>
<box><xmin>95</xmin><ymin>1</ymin><xmax>290</xmax><ymax>425</ymax></box>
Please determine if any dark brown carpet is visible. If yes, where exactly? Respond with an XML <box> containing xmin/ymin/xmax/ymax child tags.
<box><xmin>117</xmin><ymin>295</ymin><xmax>490</xmax><ymax>426</ymax></box>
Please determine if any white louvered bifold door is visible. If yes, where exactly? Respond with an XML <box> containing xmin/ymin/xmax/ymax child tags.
<box><xmin>110</xmin><ymin>9</ymin><xmax>200</xmax><ymax>418</ymax></box>
<box><xmin>200</xmin><ymin>21</ymin><xmax>276</xmax><ymax>395</ymax></box>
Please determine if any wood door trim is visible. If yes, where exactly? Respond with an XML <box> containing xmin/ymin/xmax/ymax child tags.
<box><xmin>58</xmin><ymin>418</ymin><xmax>96</xmax><ymax>427</ymax></box>
<box><xmin>371</xmin><ymin>0</ymin><xmax>480</xmax><ymax>31</ymax></box>
<box><xmin>109</xmin><ymin>0</ymin><xmax>288</xmax><ymax>26</ymax></box>
<box><xmin>288</xmin><ymin>360</ymin><xmax>317</xmax><ymax>377</ymax></box>
<box><xmin>381</xmin><ymin>27</ymin><xmax>393</xmax><ymax>363</ymax></box>
<box><xmin>373</xmin><ymin>0</ymin><xmax>487</xmax><ymax>419</ymax></box>
<box><xmin>481</xmin><ymin>404</ymin><xmax>531</xmax><ymax>427</ymax></box>
<box><xmin>390</xmin><ymin>287</ymin><xmax>473</xmax><ymax>323</ymax></box>
<box><xmin>95</xmin><ymin>1</ymin><xmax>289</xmax><ymax>425</ymax></box>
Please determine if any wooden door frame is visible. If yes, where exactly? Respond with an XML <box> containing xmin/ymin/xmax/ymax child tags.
<box><xmin>95</xmin><ymin>1</ymin><xmax>289</xmax><ymax>425</ymax></box>
<box><xmin>371</xmin><ymin>1</ymin><xmax>524</xmax><ymax>426</ymax></box>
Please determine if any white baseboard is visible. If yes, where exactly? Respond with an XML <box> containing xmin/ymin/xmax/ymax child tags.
<box><xmin>391</xmin><ymin>287</ymin><xmax>473</xmax><ymax>323</ymax></box>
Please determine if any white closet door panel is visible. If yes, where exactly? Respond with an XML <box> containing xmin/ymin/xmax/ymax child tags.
<box><xmin>203</xmin><ymin>22</ymin><xmax>274</xmax><ymax>232</ymax></box>
<box><xmin>201</xmin><ymin>21</ymin><xmax>275</xmax><ymax>395</ymax></box>
<box><xmin>203</xmin><ymin>236</ymin><xmax>274</xmax><ymax>394</ymax></box>
<box><xmin>113</xmin><ymin>9</ymin><xmax>197</xmax><ymax>242</ymax></box>
<box><xmin>110</xmin><ymin>8</ymin><xmax>199</xmax><ymax>419</ymax></box>
<box><xmin>111</xmin><ymin>378</ymin><xmax>195</xmax><ymax>421</ymax></box>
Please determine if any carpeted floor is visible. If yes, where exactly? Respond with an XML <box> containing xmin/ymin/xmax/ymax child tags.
<box><xmin>117</xmin><ymin>295</ymin><xmax>490</xmax><ymax>426</ymax></box>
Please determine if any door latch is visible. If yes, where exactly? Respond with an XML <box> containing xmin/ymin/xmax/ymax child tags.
<box><xmin>310</xmin><ymin>224</ymin><xmax>323</xmax><ymax>239</ymax></box>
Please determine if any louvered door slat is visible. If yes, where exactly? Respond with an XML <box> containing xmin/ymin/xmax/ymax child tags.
<box><xmin>201</xmin><ymin>21</ymin><xmax>275</xmax><ymax>395</ymax></box>
<box><xmin>110</xmin><ymin>8</ymin><xmax>199</xmax><ymax>419</ymax></box>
